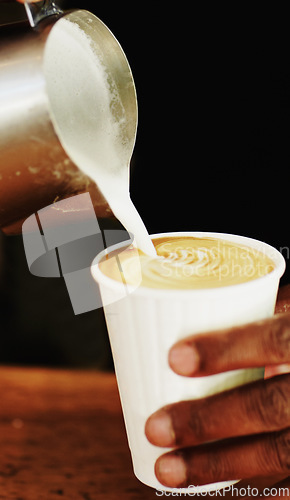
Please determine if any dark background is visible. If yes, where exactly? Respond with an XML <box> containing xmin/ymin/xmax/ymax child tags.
<box><xmin>0</xmin><ymin>2</ymin><xmax>289</xmax><ymax>368</ymax></box>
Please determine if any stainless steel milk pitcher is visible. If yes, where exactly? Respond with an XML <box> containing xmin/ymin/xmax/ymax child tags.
<box><xmin>0</xmin><ymin>3</ymin><xmax>137</xmax><ymax>234</ymax></box>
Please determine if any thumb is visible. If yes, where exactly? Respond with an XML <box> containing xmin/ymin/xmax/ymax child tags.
<box><xmin>275</xmin><ymin>284</ymin><xmax>290</xmax><ymax>314</ymax></box>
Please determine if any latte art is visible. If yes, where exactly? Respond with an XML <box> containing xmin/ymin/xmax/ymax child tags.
<box><xmin>99</xmin><ymin>237</ymin><xmax>275</xmax><ymax>289</ymax></box>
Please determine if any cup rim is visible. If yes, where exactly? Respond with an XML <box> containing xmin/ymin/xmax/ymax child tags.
<box><xmin>91</xmin><ymin>231</ymin><xmax>286</xmax><ymax>298</ymax></box>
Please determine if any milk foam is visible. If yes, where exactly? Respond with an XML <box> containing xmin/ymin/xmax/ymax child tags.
<box><xmin>100</xmin><ymin>237</ymin><xmax>275</xmax><ymax>289</ymax></box>
<box><xmin>43</xmin><ymin>15</ymin><xmax>155</xmax><ymax>256</ymax></box>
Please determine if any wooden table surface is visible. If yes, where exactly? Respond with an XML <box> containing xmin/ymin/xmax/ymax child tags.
<box><xmin>0</xmin><ymin>366</ymin><xmax>287</xmax><ymax>500</ymax></box>
<box><xmin>0</xmin><ymin>367</ymin><xmax>154</xmax><ymax>500</ymax></box>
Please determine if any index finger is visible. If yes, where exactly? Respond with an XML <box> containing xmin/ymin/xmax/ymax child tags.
<box><xmin>168</xmin><ymin>313</ymin><xmax>290</xmax><ymax>377</ymax></box>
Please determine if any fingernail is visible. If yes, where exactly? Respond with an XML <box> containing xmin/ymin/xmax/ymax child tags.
<box><xmin>169</xmin><ymin>343</ymin><xmax>200</xmax><ymax>376</ymax></box>
<box><xmin>156</xmin><ymin>454</ymin><xmax>187</xmax><ymax>487</ymax></box>
<box><xmin>145</xmin><ymin>410</ymin><xmax>175</xmax><ymax>447</ymax></box>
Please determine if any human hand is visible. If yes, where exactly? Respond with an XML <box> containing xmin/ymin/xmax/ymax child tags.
<box><xmin>145</xmin><ymin>285</ymin><xmax>290</xmax><ymax>491</ymax></box>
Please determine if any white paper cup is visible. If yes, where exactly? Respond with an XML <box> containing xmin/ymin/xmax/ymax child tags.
<box><xmin>91</xmin><ymin>232</ymin><xmax>285</xmax><ymax>494</ymax></box>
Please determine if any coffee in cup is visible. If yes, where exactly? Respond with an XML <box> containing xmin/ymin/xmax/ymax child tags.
<box><xmin>92</xmin><ymin>232</ymin><xmax>285</xmax><ymax>493</ymax></box>
<box><xmin>99</xmin><ymin>236</ymin><xmax>275</xmax><ymax>289</ymax></box>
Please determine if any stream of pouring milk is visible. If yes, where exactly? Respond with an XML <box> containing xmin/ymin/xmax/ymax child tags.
<box><xmin>43</xmin><ymin>16</ymin><xmax>156</xmax><ymax>256</ymax></box>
